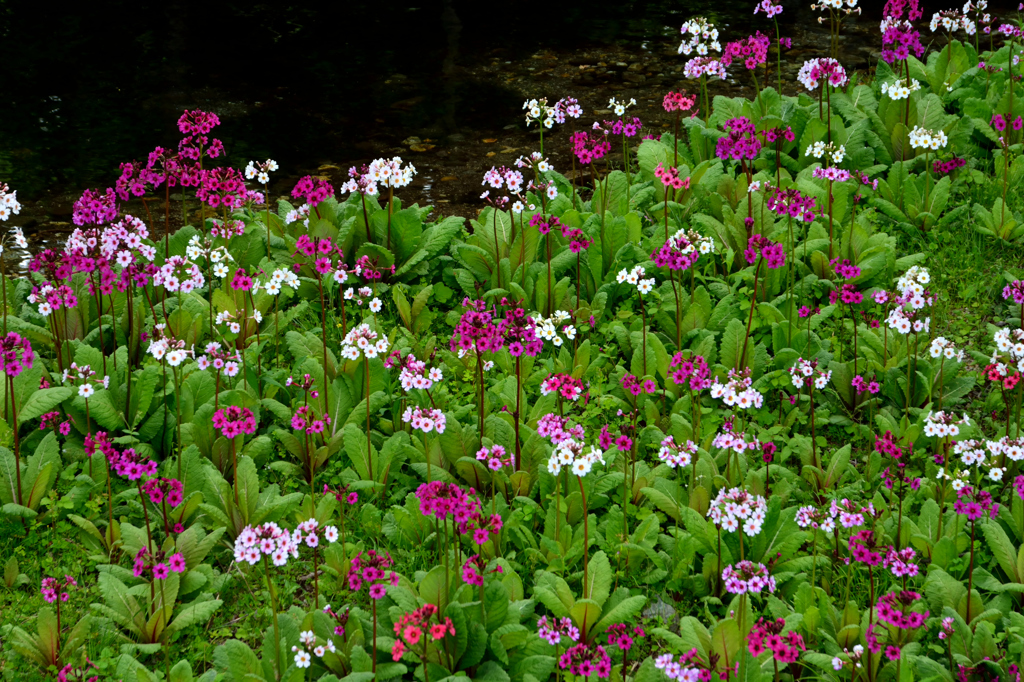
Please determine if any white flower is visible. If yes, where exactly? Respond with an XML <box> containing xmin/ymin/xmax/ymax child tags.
<box><xmin>78</xmin><ymin>384</ymin><xmax>95</xmax><ymax>399</ymax></box>
<box><xmin>369</xmin><ymin>298</ymin><xmax>382</xmax><ymax>313</ymax></box>
<box><xmin>294</xmin><ymin>650</ymin><xmax>311</xmax><ymax>668</ymax></box>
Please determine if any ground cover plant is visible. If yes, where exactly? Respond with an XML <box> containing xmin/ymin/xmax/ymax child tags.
<box><xmin>4</xmin><ymin>1</ymin><xmax>1024</xmax><ymax>680</ymax></box>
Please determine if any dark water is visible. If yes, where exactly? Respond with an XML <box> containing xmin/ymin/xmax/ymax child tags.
<box><xmin>1</xmin><ymin>0</ymin><xmax>805</xmax><ymax>196</ymax></box>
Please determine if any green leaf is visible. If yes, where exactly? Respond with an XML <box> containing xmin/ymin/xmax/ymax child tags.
<box><xmin>17</xmin><ymin>387</ymin><xmax>73</xmax><ymax>424</ymax></box>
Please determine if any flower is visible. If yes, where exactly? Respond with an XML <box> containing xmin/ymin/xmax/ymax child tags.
<box><xmin>722</xmin><ymin>561</ymin><xmax>776</xmax><ymax>594</ymax></box>
<box><xmin>708</xmin><ymin>487</ymin><xmax>768</xmax><ymax>536</ymax></box>
<box><xmin>212</xmin><ymin>406</ymin><xmax>257</xmax><ymax>439</ymax></box>
<box><xmin>0</xmin><ymin>332</ymin><xmax>34</xmax><ymax>377</ymax></box>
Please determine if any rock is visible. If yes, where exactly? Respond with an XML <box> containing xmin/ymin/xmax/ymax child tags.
<box><xmin>402</xmin><ymin>136</ymin><xmax>422</xmax><ymax>146</ymax></box>
<box><xmin>628</xmin><ymin>62</ymin><xmax>644</xmax><ymax>71</ymax></box>
<box><xmin>642</xmin><ymin>596</ymin><xmax>678</xmax><ymax>623</ymax></box>
<box><xmin>446</xmin><ymin>133</ymin><xmax>467</xmax><ymax>144</ymax></box>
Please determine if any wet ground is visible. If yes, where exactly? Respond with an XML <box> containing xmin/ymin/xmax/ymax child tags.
<box><xmin>0</xmin><ymin>0</ymin><xmax>1007</xmax><ymax>257</ymax></box>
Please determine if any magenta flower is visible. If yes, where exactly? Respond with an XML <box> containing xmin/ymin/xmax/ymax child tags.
<box><xmin>291</xmin><ymin>175</ymin><xmax>335</xmax><ymax>207</ymax></box>
<box><xmin>716</xmin><ymin>117</ymin><xmax>762</xmax><ymax>161</ymax></box>
<box><xmin>721</xmin><ymin>32</ymin><xmax>771</xmax><ymax>70</ymax></box>
<box><xmin>212</xmin><ymin>406</ymin><xmax>258</xmax><ymax>439</ymax></box>
<box><xmin>72</xmin><ymin>188</ymin><xmax>118</xmax><ymax>226</ymax></box>
<box><xmin>168</xmin><ymin>552</ymin><xmax>187</xmax><ymax>573</ymax></box>
<box><xmin>744</xmin><ymin>234</ymin><xmax>786</xmax><ymax>269</ymax></box>
<box><xmin>570</xmin><ymin>131</ymin><xmax>612</xmax><ymax>165</ymax></box>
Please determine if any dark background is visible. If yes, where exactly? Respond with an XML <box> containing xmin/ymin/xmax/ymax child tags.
<box><xmin>0</xmin><ymin>0</ymin><xmax>788</xmax><ymax>195</ymax></box>
<box><xmin>0</xmin><ymin>0</ymin><xmax>947</xmax><ymax>201</ymax></box>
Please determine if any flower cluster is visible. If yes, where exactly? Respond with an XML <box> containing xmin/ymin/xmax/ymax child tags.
<box><xmin>710</xmin><ymin>369</ymin><xmax>764</xmax><ymax>409</ymax></box>
<box><xmin>749</xmin><ymin>618</ymin><xmax>805</xmax><ymax>663</ymax></box>
<box><xmin>103</xmin><ymin>443</ymin><xmax>158</xmax><ymax>481</ymax></box>
<box><xmin>349</xmin><ymin>549</ymin><xmax>399</xmax><ymax>598</ymax></box>
<box><xmin>789</xmin><ymin>358</ymin><xmax>832</xmax><ymax>390</ymax></box>
<box><xmin>133</xmin><ymin>547</ymin><xmax>187</xmax><ymax>581</ymax></box>
<box><xmin>290</xmin><ymin>175</ymin><xmax>335</xmax><ymax>207</ymax></box>
<box><xmin>559</xmin><ymin>642</ymin><xmax>612</xmax><ymax>679</ymax></box>
<box><xmin>538</xmin><ymin>616</ymin><xmax>581</xmax><ymax>645</ymax></box>
<box><xmin>930</xmin><ymin>9</ymin><xmax>975</xmax><ymax>34</ymax></box>
<box><xmin>653</xmin><ymin>228</ymin><xmax>715</xmax><ymax>272</ymax></box>
<box><xmin>654</xmin><ymin>649</ymin><xmax>713</xmax><ymax>682</ymax></box>
<box><xmin>721</xmin><ymin>32</ymin><xmax>771</xmax><ymax>70</ymax></box>
<box><xmin>391</xmin><ymin>604</ymin><xmax>456</xmax><ymax>662</ymax></box>
<box><xmin>0</xmin><ymin>182</ymin><xmax>23</xmax><ymax>223</ymax></box>
<box><xmin>571</xmin><ymin>131</ymin><xmax>612</xmax><ymax>165</ymax></box>
<box><xmin>476</xmin><ymin>445</ymin><xmax>511</xmax><ymax>471</ymax></box>
<box><xmin>234</xmin><ymin>522</ymin><xmax>301</xmax><ymax>566</ymax></box>
<box><xmin>606</xmin><ymin>624</ymin><xmax>645</xmax><ymax>651</ymax></box>
<box><xmin>754</xmin><ymin>0</ymin><xmax>783</xmax><ymax>17</ymax></box>
<box><xmin>341</xmin><ymin>323</ymin><xmax>389</xmax><ymax>360</ymax></box>
<box><xmin>548</xmin><ymin>438</ymin><xmax>606</xmax><ymax>477</ymax></box>
<box><xmin>539</xmin><ymin>413</ymin><xmax>585</xmax><ymax>445</ymax></box>
<box><xmin>212</xmin><ymin>406</ymin><xmax>257</xmax><ymax>439</ymax></box>
<box><xmin>292</xmin><ymin>401</ymin><xmax>327</xmax><ymax>432</ymax></box>
<box><xmin>61</xmin><ymin>361</ymin><xmax>109</xmax><ymax>398</ymax></box>
<box><xmin>461</xmin><ymin>553</ymin><xmax>502</xmax><ymax>585</ymax></box>
<box><xmin>717</xmin><ymin>117</ymin><xmax>762</xmax><ymax>161</ymax></box>
<box><xmin>670</xmin><ymin>352</ymin><xmax>712</xmax><ymax>391</ymax></box>
<box><xmin>41</xmin><ymin>575</ymin><xmax>77</xmax><ymax>603</ymax></box>
<box><xmin>766</xmin><ymin>187</ymin><xmax>818</xmax><ymax>222</ymax></box>
<box><xmin>929</xmin><ymin>337</ymin><xmax>964</xmax><ymax>362</ymax></box>
<box><xmin>616</xmin><ymin>265</ymin><xmax>656</xmax><ymax>295</ymax></box>
<box><xmin>533</xmin><ymin>310</ymin><xmax>576</xmax><ymax>348</ymax></box>
<box><xmin>658</xmin><ymin>436</ymin><xmax>698</xmax><ymax>468</ymax></box>
<box><xmin>876</xmin><ymin>590</ymin><xmax>929</xmax><ymax>629</ymax></box>
<box><xmin>933</xmin><ymin>156</ymin><xmax>967</xmax><ymax>175</ymax></box>
<box><xmin>0</xmin><ymin>332</ymin><xmax>34</xmax><ymax>377</ymax></box>
<box><xmin>654</xmin><ymin>163</ymin><xmax>691</xmax><ymax>191</ymax></box>
<box><xmin>795</xmin><ymin>505</ymin><xmax>837</xmax><ymax>533</ymax></box>
<box><xmin>880</xmin><ymin>76</ymin><xmax>922</xmax><ymax>100</ymax></box>
<box><xmin>663</xmin><ymin>91</ymin><xmax>697</xmax><ymax>113</ymax></box>
<box><xmin>708</xmin><ymin>487</ymin><xmax>768</xmax><ymax>535</ymax></box>
<box><xmin>883</xmin><ymin>546</ymin><xmax>920</xmax><ymax>578</ymax></box>
<box><xmin>722</xmin><ymin>561</ymin><xmax>777</xmax><ymax>594</ymax></box>
<box><xmin>541</xmin><ymin>373</ymin><xmax>585</xmax><ymax>401</ymax></box>
<box><xmin>797</xmin><ymin>58</ymin><xmax>849</xmax><ymax>90</ymax></box>
<box><xmin>415</xmin><ymin>481</ymin><xmax>503</xmax><ymax>544</ymax></box>
<box><xmin>141</xmin><ymin>478</ymin><xmax>184</xmax><ymax>507</ymax></box>
<box><xmin>621</xmin><ymin>373</ymin><xmax>656</xmax><ymax>397</ymax></box>
<box><xmin>953</xmin><ymin>486</ymin><xmax>998</xmax><ymax>520</ymax></box>
<box><xmin>402</xmin><ymin>406</ymin><xmax>447</xmax><ymax>434</ymax></box>
<box><xmin>523</xmin><ymin>98</ymin><xmax>557</xmax><ymax>128</ymax></box>
<box><xmin>678</xmin><ymin>17</ymin><xmax>721</xmax><ymax>56</ymax></box>
<box><xmin>923</xmin><ymin>410</ymin><xmax>969</xmax><ymax>438</ymax></box>
<box><xmin>848</xmin><ymin>530</ymin><xmax>882</xmax><ymax>565</ymax></box>
<box><xmin>244</xmin><ymin>158</ymin><xmax>278</xmax><ymax>185</ymax></box>
<box><xmin>684</xmin><ymin>56</ymin><xmax>727</xmax><ymax>80</ymax></box>
<box><xmin>72</xmin><ymin>188</ymin><xmax>118</xmax><ymax>227</ymax></box>
<box><xmin>1002</xmin><ymin>280</ymin><xmax>1024</xmax><ymax>305</ymax></box>
<box><xmin>744</xmin><ymin>234</ymin><xmax>785</xmax><ymax>268</ymax></box>
<box><xmin>908</xmin><ymin>126</ymin><xmax>949</xmax><ymax>151</ymax></box>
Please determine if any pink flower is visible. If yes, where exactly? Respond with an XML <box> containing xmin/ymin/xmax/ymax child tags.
<box><xmin>168</xmin><ymin>553</ymin><xmax>187</xmax><ymax>573</ymax></box>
